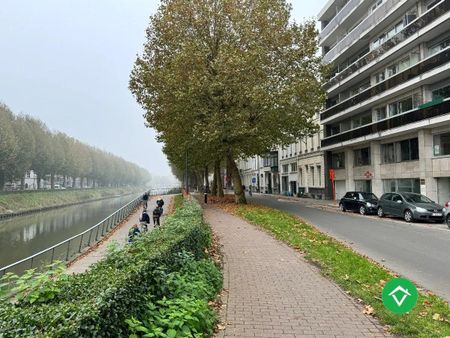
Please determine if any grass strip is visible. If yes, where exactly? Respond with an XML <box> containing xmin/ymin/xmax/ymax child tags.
<box><xmin>0</xmin><ymin>187</ymin><xmax>138</xmax><ymax>214</ymax></box>
<box><xmin>226</xmin><ymin>203</ymin><xmax>450</xmax><ymax>338</ymax></box>
<box><xmin>173</xmin><ymin>194</ymin><xmax>185</xmax><ymax>211</ymax></box>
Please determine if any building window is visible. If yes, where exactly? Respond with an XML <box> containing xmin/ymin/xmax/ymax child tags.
<box><xmin>383</xmin><ymin>178</ymin><xmax>420</xmax><ymax>193</ymax></box>
<box><xmin>291</xmin><ymin>163</ymin><xmax>297</xmax><ymax>172</ymax></box>
<box><xmin>299</xmin><ymin>168</ymin><xmax>303</xmax><ymax>186</ymax></box>
<box><xmin>355</xmin><ymin>180</ymin><xmax>372</xmax><ymax>192</ymax></box>
<box><xmin>317</xmin><ymin>166</ymin><xmax>322</xmax><ymax>186</ymax></box>
<box><xmin>428</xmin><ymin>36</ymin><xmax>450</xmax><ymax>56</ymax></box>
<box><xmin>354</xmin><ymin>147</ymin><xmax>371</xmax><ymax>166</ymax></box>
<box><xmin>400</xmin><ymin>138</ymin><xmax>419</xmax><ymax>161</ymax></box>
<box><xmin>375</xmin><ymin>106</ymin><xmax>387</xmax><ymax>120</ymax></box>
<box><xmin>425</xmin><ymin>0</ymin><xmax>441</xmax><ymax>10</ymax></box>
<box><xmin>282</xmin><ymin>164</ymin><xmax>289</xmax><ymax>173</ymax></box>
<box><xmin>381</xmin><ymin>138</ymin><xmax>419</xmax><ymax>163</ymax></box>
<box><xmin>311</xmin><ymin>166</ymin><xmax>315</xmax><ymax>186</ymax></box>
<box><xmin>432</xmin><ymin>84</ymin><xmax>450</xmax><ymax>101</ymax></box>
<box><xmin>331</xmin><ymin>152</ymin><xmax>345</xmax><ymax>169</ymax></box>
<box><xmin>388</xmin><ymin>97</ymin><xmax>413</xmax><ymax>117</ymax></box>
<box><xmin>26</xmin><ymin>171</ymin><xmax>31</xmax><ymax>178</ymax></box>
<box><xmin>433</xmin><ymin>132</ymin><xmax>450</xmax><ymax>156</ymax></box>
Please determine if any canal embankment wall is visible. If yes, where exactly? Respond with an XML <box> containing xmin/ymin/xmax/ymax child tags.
<box><xmin>0</xmin><ymin>187</ymin><xmax>141</xmax><ymax>219</ymax></box>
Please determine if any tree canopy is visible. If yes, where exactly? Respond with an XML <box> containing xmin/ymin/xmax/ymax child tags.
<box><xmin>0</xmin><ymin>104</ymin><xmax>150</xmax><ymax>190</ymax></box>
<box><xmin>130</xmin><ymin>0</ymin><xmax>327</xmax><ymax>203</ymax></box>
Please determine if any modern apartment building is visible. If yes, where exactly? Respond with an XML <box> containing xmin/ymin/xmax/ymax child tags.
<box><xmin>318</xmin><ymin>0</ymin><xmax>450</xmax><ymax>202</ymax></box>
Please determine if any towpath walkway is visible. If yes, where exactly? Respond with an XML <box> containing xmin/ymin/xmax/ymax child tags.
<box><xmin>204</xmin><ymin>205</ymin><xmax>389</xmax><ymax>338</ymax></box>
<box><xmin>68</xmin><ymin>195</ymin><xmax>172</xmax><ymax>274</ymax></box>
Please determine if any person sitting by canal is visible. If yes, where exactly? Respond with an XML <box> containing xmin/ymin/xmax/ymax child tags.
<box><xmin>153</xmin><ymin>206</ymin><xmax>163</xmax><ymax>226</ymax></box>
<box><xmin>139</xmin><ymin>209</ymin><xmax>150</xmax><ymax>232</ymax></box>
<box><xmin>128</xmin><ymin>224</ymin><xmax>141</xmax><ymax>243</ymax></box>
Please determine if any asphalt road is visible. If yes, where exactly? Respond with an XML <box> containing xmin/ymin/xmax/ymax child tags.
<box><xmin>248</xmin><ymin>194</ymin><xmax>450</xmax><ymax>301</ymax></box>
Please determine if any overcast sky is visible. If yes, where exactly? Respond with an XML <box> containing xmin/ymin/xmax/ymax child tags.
<box><xmin>0</xmin><ymin>0</ymin><xmax>326</xmax><ymax>179</ymax></box>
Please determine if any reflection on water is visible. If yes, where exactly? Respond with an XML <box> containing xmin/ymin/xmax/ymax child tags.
<box><xmin>0</xmin><ymin>194</ymin><xmax>137</xmax><ymax>268</ymax></box>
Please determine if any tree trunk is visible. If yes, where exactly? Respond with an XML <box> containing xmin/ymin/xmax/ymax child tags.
<box><xmin>211</xmin><ymin>161</ymin><xmax>218</xmax><ymax>196</ymax></box>
<box><xmin>217</xmin><ymin>161</ymin><xmax>224</xmax><ymax>197</ymax></box>
<box><xmin>227</xmin><ymin>152</ymin><xmax>246</xmax><ymax>204</ymax></box>
<box><xmin>37</xmin><ymin>174</ymin><xmax>41</xmax><ymax>189</ymax></box>
<box><xmin>72</xmin><ymin>177</ymin><xmax>76</xmax><ymax>188</ymax></box>
<box><xmin>63</xmin><ymin>176</ymin><xmax>67</xmax><ymax>187</ymax></box>
<box><xmin>51</xmin><ymin>173</ymin><xmax>55</xmax><ymax>190</ymax></box>
<box><xmin>0</xmin><ymin>172</ymin><xmax>5</xmax><ymax>192</ymax></box>
<box><xmin>20</xmin><ymin>177</ymin><xmax>25</xmax><ymax>190</ymax></box>
<box><xmin>204</xmin><ymin>165</ymin><xmax>209</xmax><ymax>192</ymax></box>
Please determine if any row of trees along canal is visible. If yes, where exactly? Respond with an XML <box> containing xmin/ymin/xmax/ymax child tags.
<box><xmin>130</xmin><ymin>0</ymin><xmax>329</xmax><ymax>203</ymax></box>
<box><xmin>0</xmin><ymin>103</ymin><xmax>150</xmax><ymax>190</ymax></box>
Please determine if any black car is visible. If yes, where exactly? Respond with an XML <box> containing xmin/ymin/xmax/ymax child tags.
<box><xmin>339</xmin><ymin>191</ymin><xmax>379</xmax><ymax>215</ymax></box>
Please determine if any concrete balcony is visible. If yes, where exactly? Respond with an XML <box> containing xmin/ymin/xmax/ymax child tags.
<box><xmin>321</xmin><ymin>99</ymin><xmax>450</xmax><ymax>148</ymax></box>
<box><xmin>321</xmin><ymin>48</ymin><xmax>450</xmax><ymax>121</ymax></box>
<box><xmin>320</xmin><ymin>0</ymin><xmax>366</xmax><ymax>42</ymax></box>
<box><xmin>322</xmin><ymin>0</ymin><xmax>409</xmax><ymax>63</ymax></box>
<box><xmin>324</xmin><ymin>0</ymin><xmax>450</xmax><ymax>92</ymax></box>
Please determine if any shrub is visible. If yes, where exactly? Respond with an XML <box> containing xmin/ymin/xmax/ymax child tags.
<box><xmin>126</xmin><ymin>253</ymin><xmax>222</xmax><ymax>338</ymax></box>
<box><xmin>0</xmin><ymin>199</ymin><xmax>213</xmax><ymax>337</ymax></box>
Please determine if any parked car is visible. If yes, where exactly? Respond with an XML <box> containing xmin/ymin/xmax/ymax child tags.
<box><xmin>339</xmin><ymin>191</ymin><xmax>379</xmax><ymax>215</ymax></box>
<box><xmin>443</xmin><ymin>202</ymin><xmax>450</xmax><ymax>229</ymax></box>
<box><xmin>377</xmin><ymin>192</ymin><xmax>445</xmax><ymax>223</ymax></box>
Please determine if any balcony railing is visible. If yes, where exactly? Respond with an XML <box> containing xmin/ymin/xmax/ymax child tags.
<box><xmin>324</xmin><ymin>0</ymin><xmax>449</xmax><ymax>90</ymax></box>
<box><xmin>320</xmin><ymin>0</ymin><xmax>365</xmax><ymax>40</ymax></box>
<box><xmin>321</xmin><ymin>48</ymin><xmax>450</xmax><ymax>121</ymax></box>
<box><xmin>321</xmin><ymin>99</ymin><xmax>450</xmax><ymax>147</ymax></box>
<box><xmin>323</xmin><ymin>0</ymin><xmax>403</xmax><ymax>63</ymax></box>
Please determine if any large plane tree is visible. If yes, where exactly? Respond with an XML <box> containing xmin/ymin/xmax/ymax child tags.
<box><xmin>130</xmin><ymin>0</ymin><xmax>327</xmax><ymax>203</ymax></box>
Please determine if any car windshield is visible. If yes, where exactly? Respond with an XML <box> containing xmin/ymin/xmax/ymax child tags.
<box><xmin>360</xmin><ymin>193</ymin><xmax>378</xmax><ymax>200</ymax></box>
<box><xmin>403</xmin><ymin>193</ymin><xmax>432</xmax><ymax>204</ymax></box>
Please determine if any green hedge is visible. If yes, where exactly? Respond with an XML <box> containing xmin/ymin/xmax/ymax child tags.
<box><xmin>0</xmin><ymin>199</ymin><xmax>211</xmax><ymax>337</ymax></box>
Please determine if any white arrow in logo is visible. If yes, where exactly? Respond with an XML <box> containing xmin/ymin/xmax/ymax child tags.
<box><xmin>388</xmin><ymin>286</ymin><xmax>411</xmax><ymax>306</ymax></box>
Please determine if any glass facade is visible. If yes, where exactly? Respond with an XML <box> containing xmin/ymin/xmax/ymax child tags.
<box><xmin>383</xmin><ymin>178</ymin><xmax>420</xmax><ymax>193</ymax></box>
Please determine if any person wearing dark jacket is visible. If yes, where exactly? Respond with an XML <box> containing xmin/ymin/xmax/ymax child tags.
<box><xmin>153</xmin><ymin>206</ymin><xmax>163</xmax><ymax>226</ymax></box>
<box><xmin>156</xmin><ymin>198</ymin><xmax>164</xmax><ymax>208</ymax></box>
<box><xmin>140</xmin><ymin>209</ymin><xmax>150</xmax><ymax>231</ymax></box>
<box><xmin>142</xmin><ymin>192</ymin><xmax>149</xmax><ymax>208</ymax></box>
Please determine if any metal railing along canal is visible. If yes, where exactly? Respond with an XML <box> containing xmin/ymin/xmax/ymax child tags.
<box><xmin>0</xmin><ymin>188</ymin><xmax>180</xmax><ymax>277</ymax></box>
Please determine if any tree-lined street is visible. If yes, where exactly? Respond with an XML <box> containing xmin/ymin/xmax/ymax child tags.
<box><xmin>249</xmin><ymin>193</ymin><xmax>450</xmax><ymax>301</ymax></box>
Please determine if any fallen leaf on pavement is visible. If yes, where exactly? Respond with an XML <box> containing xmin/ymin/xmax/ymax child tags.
<box><xmin>363</xmin><ymin>305</ymin><xmax>375</xmax><ymax>315</ymax></box>
<box><xmin>217</xmin><ymin>324</ymin><xmax>226</xmax><ymax>330</ymax></box>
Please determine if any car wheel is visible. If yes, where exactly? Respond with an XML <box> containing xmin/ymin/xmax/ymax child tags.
<box><xmin>339</xmin><ymin>203</ymin><xmax>346</xmax><ymax>212</ymax></box>
<box><xmin>359</xmin><ymin>206</ymin><xmax>366</xmax><ymax>215</ymax></box>
<box><xmin>404</xmin><ymin>209</ymin><xmax>413</xmax><ymax>223</ymax></box>
<box><xmin>446</xmin><ymin>215</ymin><xmax>450</xmax><ymax>229</ymax></box>
<box><xmin>377</xmin><ymin>207</ymin><xmax>384</xmax><ymax>218</ymax></box>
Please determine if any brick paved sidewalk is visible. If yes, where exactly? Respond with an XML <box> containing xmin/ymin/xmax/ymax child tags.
<box><xmin>204</xmin><ymin>206</ymin><xmax>390</xmax><ymax>338</ymax></box>
<box><xmin>68</xmin><ymin>195</ymin><xmax>172</xmax><ymax>274</ymax></box>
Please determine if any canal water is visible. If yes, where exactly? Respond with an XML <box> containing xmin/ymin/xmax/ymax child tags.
<box><xmin>0</xmin><ymin>194</ymin><xmax>137</xmax><ymax>269</ymax></box>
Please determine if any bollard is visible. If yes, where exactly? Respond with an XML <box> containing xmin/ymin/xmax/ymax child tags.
<box><xmin>204</xmin><ymin>193</ymin><xmax>208</xmax><ymax>204</ymax></box>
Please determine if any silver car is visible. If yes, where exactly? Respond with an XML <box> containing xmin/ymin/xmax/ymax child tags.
<box><xmin>377</xmin><ymin>192</ymin><xmax>445</xmax><ymax>223</ymax></box>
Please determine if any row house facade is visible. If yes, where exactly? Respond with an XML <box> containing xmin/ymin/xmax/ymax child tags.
<box><xmin>238</xmin><ymin>119</ymin><xmax>326</xmax><ymax>199</ymax></box>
